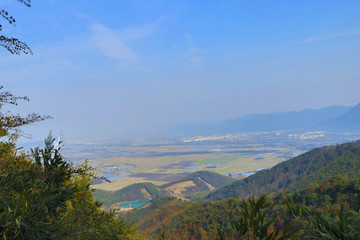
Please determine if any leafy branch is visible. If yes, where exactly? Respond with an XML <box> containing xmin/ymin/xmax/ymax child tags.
<box><xmin>0</xmin><ymin>0</ymin><xmax>32</xmax><ymax>55</ymax></box>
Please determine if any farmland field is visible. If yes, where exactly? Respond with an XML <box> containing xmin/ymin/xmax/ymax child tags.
<box><xmin>92</xmin><ymin>152</ymin><xmax>285</xmax><ymax>191</ymax></box>
<box><xmin>59</xmin><ymin>131</ymin><xmax>360</xmax><ymax>191</ymax></box>
<box><xmin>90</xmin><ymin>144</ymin><xmax>299</xmax><ymax>190</ymax></box>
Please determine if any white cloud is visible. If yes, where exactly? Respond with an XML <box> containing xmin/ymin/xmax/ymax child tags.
<box><xmin>0</xmin><ymin>22</ymin><xmax>161</xmax><ymax>85</ymax></box>
<box><xmin>90</xmin><ymin>22</ymin><xmax>160</xmax><ymax>68</ymax></box>
<box><xmin>298</xmin><ymin>30</ymin><xmax>360</xmax><ymax>44</ymax></box>
<box><xmin>91</xmin><ymin>23</ymin><xmax>138</xmax><ymax>61</ymax></box>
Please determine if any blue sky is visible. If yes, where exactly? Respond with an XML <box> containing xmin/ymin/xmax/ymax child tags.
<box><xmin>1</xmin><ymin>0</ymin><xmax>360</xmax><ymax>141</ymax></box>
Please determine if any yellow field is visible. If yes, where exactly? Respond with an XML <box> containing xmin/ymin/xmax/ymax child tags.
<box><xmin>91</xmin><ymin>149</ymin><xmax>289</xmax><ymax>191</ymax></box>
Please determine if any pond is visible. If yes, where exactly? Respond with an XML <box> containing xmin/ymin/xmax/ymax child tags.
<box><xmin>103</xmin><ymin>172</ymin><xmax>131</xmax><ymax>180</ymax></box>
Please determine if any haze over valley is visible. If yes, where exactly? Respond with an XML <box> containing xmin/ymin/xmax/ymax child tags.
<box><xmin>2</xmin><ymin>0</ymin><xmax>360</xmax><ymax>239</ymax></box>
<box><xmin>57</xmin><ymin>103</ymin><xmax>360</xmax><ymax>192</ymax></box>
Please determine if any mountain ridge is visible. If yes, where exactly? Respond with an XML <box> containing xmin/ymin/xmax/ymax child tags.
<box><xmin>167</xmin><ymin>105</ymin><xmax>354</xmax><ymax>136</ymax></box>
<box><xmin>311</xmin><ymin>103</ymin><xmax>360</xmax><ymax>132</ymax></box>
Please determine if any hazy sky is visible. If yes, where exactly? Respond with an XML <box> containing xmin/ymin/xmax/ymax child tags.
<box><xmin>1</xmin><ymin>0</ymin><xmax>360</xmax><ymax>141</ymax></box>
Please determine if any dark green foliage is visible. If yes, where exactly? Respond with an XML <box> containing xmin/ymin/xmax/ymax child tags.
<box><xmin>207</xmin><ymin>141</ymin><xmax>360</xmax><ymax>200</ymax></box>
<box><xmin>260</xmin><ymin>177</ymin><xmax>360</xmax><ymax>239</ymax></box>
<box><xmin>31</xmin><ymin>134</ymin><xmax>76</xmax><ymax>214</ymax></box>
<box><xmin>59</xmin><ymin>168</ymin><xmax>137</xmax><ymax>239</ymax></box>
<box><xmin>286</xmin><ymin>197</ymin><xmax>360</xmax><ymax>239</ymax></box>
<box><xmin>158</xmin><ymin>230</ymin><xmax>167</xmax><ymax>240</ymax></box>
<box><xmin>0</xmin><ymin>137</ymin><xmax>75</xmax><ymax>239</ymax></box>
<box><xmin>0</xmin><ymin>136</ymin><xmax>136</xmax><ymax>239</ymax></box>
<box><xmin>284</xmin><ymin>175</ymin><xmax>360</xmax><ymax>215</ymax></box>
<box><xmin>218</xmin><ymin>195</ymin><xmax>299</xmax><ymax>240</ymax></box>
<box><xmin>127</xmin><ymin>195</ymin><xmax>299</xmax><ymax>240</ymax></box>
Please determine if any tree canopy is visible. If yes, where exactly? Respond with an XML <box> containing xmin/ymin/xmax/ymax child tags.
<box><xmin>0</xmin><ymin>92</ymin><xmax>137</xmax><ymax>239</ymax></box>
<box><xmin>0</xmin><ymin>2</ymin><xmax>138</xmax><ymax>238</ymax></box>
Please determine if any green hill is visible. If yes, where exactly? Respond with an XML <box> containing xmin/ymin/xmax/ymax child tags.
<box><xmin>94</xmin><ymin>171</ymin><xmax>235</xmax><ymax>206</ymax></box>
<box><xmin>206</xmin><ymin>140</ymin><xmax>360</xmax><ymax>200</ymax></box>
<box><xmin>161</xmin><ymin>171</ymin><xmax>236</xmax><ymax>199</ymax></box>
<box><xmin>93</xmin><ymin>182</ymin><xmax>162</xmax><ymax>206</ymax></box>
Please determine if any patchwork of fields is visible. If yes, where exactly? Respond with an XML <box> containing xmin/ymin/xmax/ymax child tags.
<box><xmin>91</xmin><ymin>145</ymin><xmax>299</xmax><ymax>191</ymax></box>
<box><xmin>60</xmin><ymin>131</ymin><xmax>360</xmax><ymax>191</ymax></box>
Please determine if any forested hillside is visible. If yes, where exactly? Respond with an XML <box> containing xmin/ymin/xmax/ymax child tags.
<box><xmin>206</xmin><ymin>141</ymin><xmax>360</xmax><ymax>200</ymax></box>
<box><xmin>126</xmin><ymin>176</ymin><xmax>360</xmax><ymax>240</ymax></box>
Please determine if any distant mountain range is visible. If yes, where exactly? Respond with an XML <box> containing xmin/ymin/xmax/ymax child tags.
<box><xmin>168</xmin><ymin>104</ymin><xmax>360</xmax><ymax>135</ymax></box>
<box><xmin>311</xmin><ymin>103</ymin><xmax>360</xmax><ymax>132</ymax></box>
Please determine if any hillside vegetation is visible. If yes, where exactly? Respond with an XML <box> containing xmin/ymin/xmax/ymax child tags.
<box><xmin>0</xmin><ymin>88</ymin><xmax>137</xmax><ymax>239</ymax></box>
<box><xmin>126</xmin><ymin>176</ymin><xmax>360</xmax><ymax>240</ymax></box>
<box><xmin>206</xmin><ymin>140</ymin><xmax>360</xmax><ymax>200</ymax></box>
<box><xmin>94</xmin><ymin>182</ymin><xmax>161</xmax><ymax>206</ymax></box>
